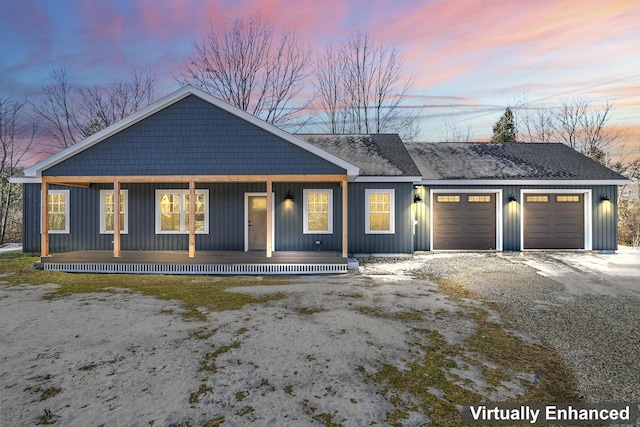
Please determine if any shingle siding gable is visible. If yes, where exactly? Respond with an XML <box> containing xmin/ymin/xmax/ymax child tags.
<box><xmin>44</xmin><ymin>95</ymin><xmax>345</xmax><ymax>176</ymax></box>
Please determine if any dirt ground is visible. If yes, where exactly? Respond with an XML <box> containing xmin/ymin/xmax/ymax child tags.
<box><xmin>1</xmin><ymin>247</ymin><xmax>638</xmax><ymax>426</ymax></box>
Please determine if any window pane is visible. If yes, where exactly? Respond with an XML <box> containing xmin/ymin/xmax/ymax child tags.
<box><xmin>161</xmin><ymin>213</ymin><xmax>181</xmax><ymax>231</ymax></box>
<box><xmin>526</xmin><ymin>195</ymin><xmax>549</xmax><ymax>203</ymax></box>
<box><xmin>104</xmin><ymin>194</ymin><xmax>114</xmax><ymax>213</ymax></box>
<box><xmin>369</xmin><ymin>213</ymin><xmax>390</xmax><ymax>231</ymax></box>
<box><xmin>308</xmin><ymin>213</ymin><xmax>329</xmax><ymax>231</ymax></box>
<box><xmin>103</xmin><ymin>192</ymin><xmax>126</xmax><ymax>232</ymax></box>
<box><xmin>436</xmin><ymin>195</ymin><xmax>460</xmax><ymax>202</ymax></box>
<box><xmin>48</xmin><ymin>193</ymin><xmax>67</xmax><ymax>231</ymax></box>
<box><xmin>184</xmin><ymin>194</ymin><xmax>206</xmax><ymax>213</ymax></box>
<box><xmin>369</xmin><ymin>193</ymin><xmax>390</xmax><ymax>214</ymax></box>
<box><xmin>48</xmin><ymin>214</ymin><xmax>66</xmax><ymax>231</ymax></box>
<box><xmin>160</xmin><ymin>194</ymin><xmax>181</xmax><ymax>213</ymax></box>
<box><xmin>468</xmin><ymin>195</ymin><xmax>491</xmax><ymax>203</ymax></box>
<box><xmin>105</xmin><ymin>213</ymin><xmax>114</xmax><ymax>231</ymax></box>
<box><xmin>556</xmin><ymin>195</ymin><xmax>580</xmax><ymax>202</ymax></box>
<box><xmin>48</xmin><ymin>193</ymin><xmax>66</xmax><ymax>213</ymax></box>
<box><xmin>194</xmin><ymin>213</ymin><xmax>206</xmax><ymax>231</ymax></box>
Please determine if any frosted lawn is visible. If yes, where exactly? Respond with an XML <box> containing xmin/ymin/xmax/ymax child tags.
<box><xmin>0</xmin><ymin>270</ymin><xmax>528</xmax><ymax>426</ymax></box>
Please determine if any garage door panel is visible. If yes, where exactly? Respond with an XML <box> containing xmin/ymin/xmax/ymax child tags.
<box><xmin>433</xmin><ymin>193</ymin><xmax>496</xmax><ymax>250</ymax></box>
<box><xmin>524</xmin><ymin>193</ymin><xmax>584</xmax><ymax>249</ymax></box>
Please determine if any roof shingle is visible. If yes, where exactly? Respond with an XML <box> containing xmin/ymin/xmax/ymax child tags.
<box><xmin>406</xmin><ymin>142</ymin><xmax>627</xmax><ymax>181</ymax></box>
<box><xmin>299</xmin><ymin>134</ymin><xmax>421</xmax><ymax>177</ymax></box>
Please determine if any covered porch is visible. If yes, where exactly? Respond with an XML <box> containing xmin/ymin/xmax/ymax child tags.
<box><xmin>40</xmin><ymin>174</ymin><xmax>350</xmax><ymax>274</ymax></box>
<box><xmin>39</xmin><ymin>250</ymin><xmax>350</xmax><ymax>275</ymax></box>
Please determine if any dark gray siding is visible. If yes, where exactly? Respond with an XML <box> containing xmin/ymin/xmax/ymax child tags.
<box><xmin>591</xmin><ymin>185</ymin><xmax>618</xmax><ymax>250</ymax></box>
<box><xmin>274</xmin><ymin>182</ymin><xmax>343</xmax><ymax>252</ymax></box>
<box><xmin>22</xmin><ymin>183</ymin><xmax>40</xmax><ymax>253</ymax></box>
<box><xmin>414</xmin><ymin>185</ymin><xmax>428</xmax><ymax>251</ymax></box>
<box><xmin>44</xmin><ymin>95</ymin><xmax>345</xmax><ymax>177</ymax></box>
<box><xmin>414</xmin><ymin>184</ymin><xmax>619</xmax><ymax>251</ymax></box>
<box><xmin>348</xmin><ymin>182</ymin><xmax>414</xmax><ymax>254</ymax></box>
<box><xmin>24</xmin><ymin>182</ymin><xmax>350</xmax><ymax>254</ymax></box>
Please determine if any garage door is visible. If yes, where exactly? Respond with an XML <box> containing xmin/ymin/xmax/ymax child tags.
<box><xmin>523</xmin><ymin>193</ymin><xmax>584</xmax><ymax>249</ymax></box>
<box><xmin>433</xmin><ymin>193</ymin><xmax>496</xmax><ymax>250</ymax></box>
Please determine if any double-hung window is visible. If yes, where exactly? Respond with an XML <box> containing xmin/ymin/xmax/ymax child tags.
<box><xmin>156</xmin><ymin>190</ymin><xmax>208</xmax><ymax>234</ymax></box>
<box><xmin>47</xmin><ymin>190</ymin><xmax>70</xmax><ymax>233</ymax></box>
<box><xmin>365</xmin><ymin>189</ymin><xmax>395</xmax><ymax>234</ymax></box>
<box><xmin>303</xmin><ymin>189</ymin><xmax>333</xmax><ymax>234</ymax></box>
<box><xmin>100</xmin><ymin>190</ymin><xmax>128</xmax><ymax>234</ymax></box>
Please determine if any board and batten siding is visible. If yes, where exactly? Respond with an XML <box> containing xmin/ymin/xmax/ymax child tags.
<box><xmin>348</xmin><ymin>182</ymin><xmax>414</xmax><ymax>254</ymax></box>
<box><xmin>43</xmin><ymin>95</ymin><xmax>345</xmax><ymax>177</ymax></box>
<box><xmin>24</xmin><ymin>182</ymin><xmax>352</xmax><ymax>254</ymax></box>
<box><xmin>413</xmin><ymin>184</ymin><xmax>619</xmax><ymax>252</ymax></box>
<box><xmin>274</xmin><ymin>182</ymin><xmax>343</xmax><ymax>252</ymax></box>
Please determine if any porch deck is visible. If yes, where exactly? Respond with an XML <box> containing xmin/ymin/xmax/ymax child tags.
<box><xmin>39</xmin><ymin>251</ymin><xmax>349</xmax><ymax>275</ymax></box>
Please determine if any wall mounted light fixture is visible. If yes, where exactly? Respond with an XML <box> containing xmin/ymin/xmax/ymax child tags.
<box><xmin>414</xmin><ymin>193</ymin><xmax>423</xmax><ymax>203</ymax></box>
<box><xmin>508</xmin><ymin>195</ymin><xmax>517</xmax><ymax>202</ymax></box>
<box><xmin>284</xmin><ymin>191</ymin><xmax>293</xmax><ymax>202</ymax></box>
<box><xmin>600</xmin><ymin>195</ymin><xmax>610</xmax><ymax>202</ymax></box>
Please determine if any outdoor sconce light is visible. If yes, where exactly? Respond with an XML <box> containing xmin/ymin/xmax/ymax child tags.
<box><xmin>413</xmin><ymin>193</ymin><xmax>423</xmax><ymax>203</ymax></box>
<box><xmin>508</xmin><ymin>195</ymin><xmax>517</xmax><ymax>202</ymax></box>
<box><xmin>284</xmin><ymin>192</ymin><xmax>293</xmax><ymax>202</ymax></box>
<box><xmin>600</xmin><ymin>195</ymin><xmax>610</xmax><ymax>202</ymax></box>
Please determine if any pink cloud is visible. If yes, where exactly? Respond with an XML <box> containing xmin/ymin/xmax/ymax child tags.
<box><xmin>372</xmin><ymin>0</ymin><xmax>640</xmax><ymax>91</ymax></box>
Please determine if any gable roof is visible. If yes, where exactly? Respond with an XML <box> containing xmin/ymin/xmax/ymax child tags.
<box><xmin>407</xmin><ymin>142</ymin><xmax>628</xmax><ymax>184</ymax></box>
<box><xmin>299</xmin><ymin>134</ymin><xmax>422</xmax><ymax>181</ymax></box>
<box><xmin>18</xmin><ymin>86</ymin><xmax>359</xmax><ymax>181</ymax></box>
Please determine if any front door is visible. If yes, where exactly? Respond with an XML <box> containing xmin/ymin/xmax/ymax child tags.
<box><xmin>248</xmin><ymin>195</ymin><xmax>267</xmax><ymax>250</ymax></box>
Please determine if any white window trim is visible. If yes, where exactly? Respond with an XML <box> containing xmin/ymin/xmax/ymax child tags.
<box><xmin>42</xmin><ymin>189</ymin><xmax>70</xmax><ymax>234</ymax></box>
<box><xmin>155</xmin><ymin>189</ymin><xmax>209</xmax><ymax>234</ymax></box>
<box><xmin>100</xmin><ymin>189</ymin><xmax>129</xmax><ymax>234</ymax></box>
<box><xmin>365</xmin><ymin>189</ymin><xmax>395</xmax><ymax>234</ymax></box>
<box><xmin>303</xmin><ymin>189</ymin><xmax>334</xmax><ymax>234</ymax></box>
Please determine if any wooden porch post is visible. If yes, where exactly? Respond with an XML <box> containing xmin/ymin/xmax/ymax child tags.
<box><xmin>189</xmin><ymin>180</ymin><xmax>196</xmax><ymax>258</ymax></box>
<box><xmin>266</xmin><ymin>180</ymin><xmax>273</xmax><ymax>258</ymax></box>
<box><xmin>341</xmin><ymin>179</ymin><xmax>348</xmax><ymax>258</ymax></box>
<box><xmin>41</xmin><ymin>179</ymin><xmax>49</xmax><ymax>257</ymax></box>
<box><xmin>113</xmin><ymin>181</ymin><xmax>121</xmax><ymax>257</ymax></box>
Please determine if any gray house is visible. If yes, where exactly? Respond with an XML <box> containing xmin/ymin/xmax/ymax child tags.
<box><xmin>11</xmin><ymin>86</ymin><xmax>627</xmax><ymax>274</ymax></box>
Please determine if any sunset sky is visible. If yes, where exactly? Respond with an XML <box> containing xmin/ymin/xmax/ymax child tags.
<box><xmin>1</xmin><ymin>0</ymin><xmax>639</xmax><ymax>157</ymax></box>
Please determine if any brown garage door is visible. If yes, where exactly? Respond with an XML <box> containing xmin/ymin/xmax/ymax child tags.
<box><xmin>433</xmin><ymin>193</ymin><xmax>496</xmax><ymax>250</ymax></box>
<box><xmin>523</xmin><ymin>193</ymin><xmax>584</xmax><ymax>249</ymax></box>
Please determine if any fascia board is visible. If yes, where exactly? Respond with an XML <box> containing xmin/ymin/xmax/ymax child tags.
<box><xmin>8</xmin><ymin>176</ymin><xmax>41</xmax><ymax>184</ymax></box>
<box><xmin>416</xmin><ymin>179</ymin><xmax>630</xmax><ymax>186</ymax></box>
<box><xmin>354</xmin><ymin>176</ymin><xmax>422</xmax><ymax>183</ymax></box>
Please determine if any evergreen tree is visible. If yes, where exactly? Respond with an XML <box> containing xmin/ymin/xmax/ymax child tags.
<box><xmin>491</xmin><ymin>107</ymin><xmax>517</xmax><ymax>142</ymax></box>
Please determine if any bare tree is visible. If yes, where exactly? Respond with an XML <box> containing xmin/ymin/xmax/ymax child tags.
<box><xmin>439</xmin><ymin>118</ymin><xmax>471</xmax><ymax>142</ymax></box>
<box><xmin>517</xmin><ymin>105</ymin><xmax>556</xmax><ymax>143</ymax></box>
<box><xmin>0</xmin><ymin>95</ymin><xmax>35</xmax><ymax>243</ymax></box>
<box><xmin>515</xmin><ymin>97</ymin><xmax>623</xmax><ymax>164</ymax></box>
<box><xmin>30</xmin><ymin>67</ymin><xmax>83</xmax><ymax>150</ymax></box>
<box><xmin>31</xmin><ymin>66</ymin><xmax>158</xmax><ymax>152</ymax></box>
<box><xmin>78</xmin><ymin>66</ymin><xmax>157</xmax><ymax>136</ymax></box>
<box><xmin>179</xmin><ymin>13</ymin><xmax>311</xmax><ymax>124</ymax></box>
<box><xmin>315</xmin><ymin>45</ymin><xmax>346</xmax><ymax>134</ymax></box>
<box><xmin>314</xmin><ymin>30</ymin><xmax>419</xmax><ymax>140</ymax></box>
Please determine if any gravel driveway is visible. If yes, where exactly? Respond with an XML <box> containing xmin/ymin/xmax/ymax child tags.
<box><xmin>395</xmin><ymin>248</ymin><xmax>640</xmax><ymax>406</ymax></box>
